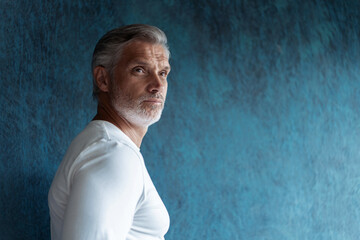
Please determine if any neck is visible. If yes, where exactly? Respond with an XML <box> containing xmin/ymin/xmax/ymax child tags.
<box><xmin>93</xmin><ymin>95</ymin><xmax>147</xmax><ymax>148</ymax></box>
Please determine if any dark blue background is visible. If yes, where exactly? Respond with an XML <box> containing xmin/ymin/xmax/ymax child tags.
<box><xmin>1</xmin><ymin>0</ymin><xmax>360</xmax><ymax>239</ymax></box>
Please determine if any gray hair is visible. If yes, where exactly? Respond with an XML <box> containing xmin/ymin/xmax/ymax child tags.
<box><xmin>91</xmin><ymin>24</ymin><xmax>170</xmax><ymax>99</ymax></box>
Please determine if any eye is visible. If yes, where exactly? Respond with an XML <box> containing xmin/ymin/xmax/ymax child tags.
<box><xmin>160</xmin><ymin>71</ymin><xmax>168</xmax><ymax>77</ymax></box>
<box><xmin>133</xmin><ymin>67</ymin><xmax>145</xmax><ymax>74</ymax></box>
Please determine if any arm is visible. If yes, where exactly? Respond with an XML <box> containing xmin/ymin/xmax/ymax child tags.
<box><xmin>61</xmin><ymin>143</ymin><xmax>143</xmax><ymax>240</ymax></box>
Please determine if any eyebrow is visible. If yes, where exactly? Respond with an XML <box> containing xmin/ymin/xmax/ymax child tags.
<box><xmin>130</xmin><ymin>60</ymin><xmax>171</xmax><ymax>71</ymax></box>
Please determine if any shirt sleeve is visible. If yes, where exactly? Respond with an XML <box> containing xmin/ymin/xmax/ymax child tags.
<box><xmin>60</xmin><ymin>141</ymin><xmax>144</xmax><ymax>240</ymax></box>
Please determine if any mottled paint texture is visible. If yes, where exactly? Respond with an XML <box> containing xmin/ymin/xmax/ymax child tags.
<box><xmin>1</xmin><ymin>0</ymin><xmax>360</xmax><ymax>239</ymax></box>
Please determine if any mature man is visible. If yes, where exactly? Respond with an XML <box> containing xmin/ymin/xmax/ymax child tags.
<box><xmin>48</xmin><ymin>24</ymin><xmax>171</xmax><ymax>240</ymax></box>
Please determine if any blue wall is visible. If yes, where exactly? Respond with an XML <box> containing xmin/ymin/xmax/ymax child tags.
<box><xmin>1</xmin><ymin>0</ymin><xmax>360</xmax><ymax>239</ymax></box>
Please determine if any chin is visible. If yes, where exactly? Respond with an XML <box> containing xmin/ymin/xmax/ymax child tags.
<box><xmin>129</xmin><ymin>111</ymin><xmax>163</xmax><ymax>127</ymax></box>
<box><xmin>142</xmin><ymin>114</ymin><xmax>162</xmax><ymax>127</ymax></box>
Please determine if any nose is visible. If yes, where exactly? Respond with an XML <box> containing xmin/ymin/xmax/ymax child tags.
<box><xmin>147</xmin><ymin>73</ymin><xmax>166</xmax><ymax>93</ymax></box>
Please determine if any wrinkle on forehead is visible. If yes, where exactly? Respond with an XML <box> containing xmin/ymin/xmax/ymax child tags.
<box><xmin>123</xmin><ymin>41</ymin><xmax>169</xmax><ymax>60</ymax></box>
<box><xmin>120</xmin><ymin>41</ymin><xmax>170</xmax><ymax>69</ymax></box>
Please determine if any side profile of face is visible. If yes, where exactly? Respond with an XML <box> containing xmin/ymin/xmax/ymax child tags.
<box><xmin>109</xmin><ymin>40</ymin><xmax>170</xmax><ymax>127</ymax></box>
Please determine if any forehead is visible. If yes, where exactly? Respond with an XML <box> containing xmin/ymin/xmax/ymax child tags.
<box><xmin>119</xmin><ymin>40</ymin><xmax>169</xmax><ymax>66</ymax></box>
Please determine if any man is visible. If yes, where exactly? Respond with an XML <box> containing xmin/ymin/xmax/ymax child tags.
<box><xmin>48</xmin><ymin>24</ymin><xmax>171</xmax><ymax>240</ymax></box>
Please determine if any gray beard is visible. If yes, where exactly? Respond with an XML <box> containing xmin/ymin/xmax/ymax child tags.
<box><xmin>110</xmin><ymin>90</ymin><xmax>165</xmax><ymax>127</ymax></box>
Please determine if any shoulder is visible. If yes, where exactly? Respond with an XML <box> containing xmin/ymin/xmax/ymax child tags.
<box><xmin>60</xmin><ymin>121</ymin><xmax>144</xmax><ymax>188</ymax></box>
<box><xmin>74</xmin><ymin>140</ymin><xmax>144</xmax><ymax>194</ymax></box>
<box><xmin>77</xmin><ymin>139</ymin><xmax>142</xmax><ymax>178</ymax></box>
<box><xmin>74</xmin><ymin>121</ymin><xmax>143</xmax><ymax>179</ymax></box>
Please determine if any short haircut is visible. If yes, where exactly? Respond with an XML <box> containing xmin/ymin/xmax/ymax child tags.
<box><xmin>91</xmin><ymin>24</ymin><xmax>170</xmax><ymax>99</ymax></box>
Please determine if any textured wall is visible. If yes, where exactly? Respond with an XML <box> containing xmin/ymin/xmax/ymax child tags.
<box><xmin>1</xmin><ymin>0</ymin><xmax>360</xmax><ymax>239</ymax></box>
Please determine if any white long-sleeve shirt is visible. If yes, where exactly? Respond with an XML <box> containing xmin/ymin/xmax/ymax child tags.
<box><xmin>48</xmin><ymin>120</ymin><xmax>169</xmax><ymax>240</ymax></box>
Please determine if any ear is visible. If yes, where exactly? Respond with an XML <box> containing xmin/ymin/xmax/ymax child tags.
<box><xmin>93</xmin><ymin>66</ymin><xmax>110</xmax><ymax>92</ymax></box>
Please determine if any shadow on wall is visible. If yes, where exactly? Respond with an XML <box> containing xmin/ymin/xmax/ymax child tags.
<box><xmin>2</xmin><ymin>168</ymin><xmax>51</xmax><ymax>239</ymax></box>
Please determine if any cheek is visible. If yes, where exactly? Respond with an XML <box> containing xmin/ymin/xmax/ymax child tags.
<box><xmin>163</xmin><ymin>84</ymin><xmax>168</xmax><ymax>98</ymax></box>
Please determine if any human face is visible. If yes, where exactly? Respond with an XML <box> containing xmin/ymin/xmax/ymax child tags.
<box><xmin>109</xmin><ymin>40</ymin><xmax>170</xmax><ymax>127</ymax></box>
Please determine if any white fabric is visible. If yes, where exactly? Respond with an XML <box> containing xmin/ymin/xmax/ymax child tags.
<box><xmin>48</xmin><ymin>120</ymin><xmax>169</xmax><ymax>240</ymax></box>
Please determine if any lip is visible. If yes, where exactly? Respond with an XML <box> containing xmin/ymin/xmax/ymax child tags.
<box><xmin>142</xmin><ymin>98</ymin><xmax>163</xmax><ymax>104</ymax></box>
